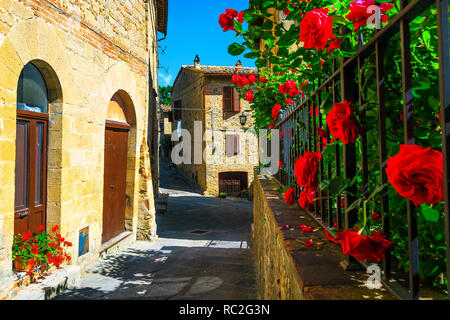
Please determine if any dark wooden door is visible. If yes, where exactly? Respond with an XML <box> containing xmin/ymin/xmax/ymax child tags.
<box><xmin>14</xmin><ymin>111</ymin><xmax>48</xmax><ymax>235</ymax></box>
<box><xmin>219</xmin><ymin>172</ymin><xmax>248</xmax><ymax>197</ymax></box>
<box><xmin>102</xmin><ymin>122</ymin><xmax>129</xmax><ymax>243</ymax></box>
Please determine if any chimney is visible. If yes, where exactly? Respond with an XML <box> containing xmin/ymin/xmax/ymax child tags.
<box><xmin>194</xmin><ymin>55</ymin><xmax>200</xmax><ymax>68</ymax></box>
<box><xmin>236</xmin><ymin>60</ymin><xmax>242</xmax><ymax>68</ymax></box>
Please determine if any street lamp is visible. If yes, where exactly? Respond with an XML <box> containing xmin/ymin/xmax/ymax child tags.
<box><xmin>239</xmin><ymin>113</ymin><xmax>248</xmax><ymax>126</ymax></box>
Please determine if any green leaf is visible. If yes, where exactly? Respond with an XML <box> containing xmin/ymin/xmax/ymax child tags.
<box><xmin>228</xmin><ymin>43</ymin><xmax>246</xmax><ymax>56</ymax></box>
<box><xmin>421</xmin><ymin>205</ymin><xmax>440</xmax><ymax>223</ymax></box>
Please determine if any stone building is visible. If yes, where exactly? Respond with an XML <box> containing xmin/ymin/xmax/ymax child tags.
<box><xmin>0</xmin><ymin>0</ymin><xmax>167</xmax><ymax>297</ymax></box>
<box><xmin>170</xmin><ymin>58</ymin><xmax>259</xmax><ymax>197</ymax></box>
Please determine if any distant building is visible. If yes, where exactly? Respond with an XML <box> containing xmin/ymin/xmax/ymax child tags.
<box><xmin>170</xmin><ymin>58</ymin><xmax>259</xmax><ymax>197</ymax></box>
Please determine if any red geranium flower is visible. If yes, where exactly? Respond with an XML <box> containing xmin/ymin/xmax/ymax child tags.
<box><xmin>326</xmin><ymin>100</ymin><xmax>361</xmax><ymax>144</ymax></box>
<box><xmin>294</xmin><ymin>151</ymin><xmax>322</xmax><ymax>189</ymax></box>
<box><xmin>386</xmin><ymin>145</ymin><xmax>444</xmax><ymax>206</ymax></box>
<box><xmin>272</xmin><ymin>104</ymin><xmax>283</xmax><ymax>120</ymax></box>
<box><xmin>346</xmin><ymin>0</ymin><xmax>394</xmax><ymax>31</ymax></box>
<box><xmin>52</xmin><ymin>225</ymin><xmax>59</xmax><ymax>233</ymax></box>
<box><xmin>299</xmin><ymin>8</ymin><xmax>335</xmax><ymax>51</ymax></box>
<box><xmin>284</xmin><ymin>188</ymin><xmax>296</xmax><ymax>206</ymax></box>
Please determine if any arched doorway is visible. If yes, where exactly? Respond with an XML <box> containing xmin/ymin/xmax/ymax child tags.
<box><xmin>14</xmin><ymin>62</ymin><xmax>49</xmax><ymax>235</ymax></box>
<box><xmin>102</xmin><ymin>92</ymin><xmax>133</xmax><ymax>244</ymax></box>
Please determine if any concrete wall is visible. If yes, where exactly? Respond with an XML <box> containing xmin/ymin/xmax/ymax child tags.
<box><xmin>0</xmin><ymin>0</ymin><xmax>159</xmax><ymax>296</ymax></box>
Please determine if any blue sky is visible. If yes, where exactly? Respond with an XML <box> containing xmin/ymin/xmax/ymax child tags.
<box><xmin>158</xmin><ymin>0</ymin><xmax>255</xmax><ymax>87</ymax></box>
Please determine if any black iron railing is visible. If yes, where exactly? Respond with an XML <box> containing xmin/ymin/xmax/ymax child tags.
<box><xmin>274</xmin><ymin>0</ymin><xmax>450</xmax><ymax>300</ymax></box>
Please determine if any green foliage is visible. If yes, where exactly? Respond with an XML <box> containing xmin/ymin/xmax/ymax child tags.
<box><xmin>223</xmin><ymin>0</ymin><xmax>446</xmax><ymax>292</ymax></box>
<box><xmin>159</xmin><ymin>85</ymin><xmax>173</xmax><ymax>106</ymax></box>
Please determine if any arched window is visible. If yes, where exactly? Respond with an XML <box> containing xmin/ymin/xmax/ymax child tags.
<box><xmin>14</xmin><ymin>62</ymin><xmax>49</xmax><ymax>235</ymax></box>
<box><xmin>17</xmin><ymin>63</ymin><xmax>48</xmax><ymax>113</ymax></box>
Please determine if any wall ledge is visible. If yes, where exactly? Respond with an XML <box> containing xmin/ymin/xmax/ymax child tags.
<box><xmin>253</xmin><ymin>173</ymin><xmax>396</xmax><ymax>300</ymax></box>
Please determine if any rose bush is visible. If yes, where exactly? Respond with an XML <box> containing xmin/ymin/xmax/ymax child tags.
<box><xmin>222</xmin><ymin>0</ymin><xmax>446</xmax><ymax>291</ymax></box>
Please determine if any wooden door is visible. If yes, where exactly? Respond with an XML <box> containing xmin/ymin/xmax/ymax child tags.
<box><xmin>219</xmin><ymin>172</ymin><xmax>248</xmax><ymax>197</ymax></box>
<box><xmin>14</xmin><ymin>111</ymin><xmax>48</xmax><ymax>235</ymax></box>
<box><xmin>102</xmin><ymin>121</ymin><xmax>130</xmax><ymax>243</ymax></box>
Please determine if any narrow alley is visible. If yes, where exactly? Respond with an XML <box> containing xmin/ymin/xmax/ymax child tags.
<box><xmin>53</xmin><ymin>161</ymin><xmax>257</xmax><ymax>300</ymax></box>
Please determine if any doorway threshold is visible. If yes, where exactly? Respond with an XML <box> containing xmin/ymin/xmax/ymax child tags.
<box><xmin>100</xmin><ymin>231</ymin><xmax>134</xmax><ymax>256</ymax></box>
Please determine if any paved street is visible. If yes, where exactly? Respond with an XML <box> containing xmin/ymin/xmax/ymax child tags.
<box><xmin>54</xmin><ymin>161</ymin><xmax>256</xmax><ymax>300</ymax></box>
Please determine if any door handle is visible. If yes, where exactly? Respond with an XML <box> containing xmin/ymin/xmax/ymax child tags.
<box><xmin>19</xmin><ymin>212</ymin><xmax>29</xmax><ymax>218</ymax></box>
<box><xmin>110</xmin><ymin>185</ymin><xmax>115</xmax><ymax>189</ymax></box>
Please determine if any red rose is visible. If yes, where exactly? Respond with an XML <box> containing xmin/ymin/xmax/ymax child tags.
<box><xmin>324</xmin><ymin>229</ymin><xmax>340</xmax><ymax>243</ymax></box>
<box><xmin>219</xmin><ymin>9</ymin><xmax>244</xmax><ymax>32</ymax></box>
<box><xmin>317</xmin><ymin>127</ymin><xmax>326</xmax><ymax>139</ymax></box>
<box><xmin>285</xmin><ymin>98</ymin><xmax>293</xmax><ymax>105</ymax></box>
<box><xmin>278</xmin><ymin>161</ymin><xmax>283</xmax><ymax>168</ymax></box>
<box><xmin>336</xmin><ymin>229</ymin><xmax>395</xmax><ymax>262</ymax></box>
<box><xmin>326</xmin><ymin>100</ymin><xmax>361</xmax><ymax>144</ymax></box>
<box><xmin>272</xmin><ymin>104</ymin><xmax>283</xmax><ymax>120</ymax></box>
<box><xmin>346</xmin><ymin>0</ymin><xmax>394</xmax><ymax>31</ymax></box>
<box><xmin>294</xmin><ymin>151</ymin><xmax>322</xmax><ymax>189</ymax></box>
<box><xmin>245</xmin><ymin>90</ymin><xmax>254</xmax><ymax>102</ymax></box>
<box><xmin>237</xmin><ymin>11</ymin><xmax>245</xmax><ymax>23</ymax></box>
<box><xmin>269</xmin><ymin>124</ymin><xmax>275</xmax><ymax>129</ymax></box>
<box><xmin>298</xmin><ymin>188</ymin><xmax>316</xmax><ymax>210</ymax></box>
<box><xmin>236</xmin><ymin>76</ymin><xmax>249</xmax><ymax>88</ymax></box>
<box><xmin>231</xmin><ymin>74</ymin><xmax>240</xmax><ymax>85</ymax></box>
<box><xmin>278</xmin><ymin>80</ymin><xmax>299</xmax><ymax>97</ymax></box>
<box><xmin>372</xmin><ymin>212</ymin><xmax>381</xmax><ymax>222</ymax></box>
<box><xmin>386</xmin><ymin>145</ymin><xmax>444</xmax><ymax>206</ymax></box>
<box><xmin>299</xmin><ymin>8</ymin><xmax>335</xmax><ymax>51</ymax></box>
<box><xmin>327</xmin><ymin>39</ymin><xmax>342</xmax><ymax>53</ymax></box>
<box><xmin>304</xmin><ymin>240</ymin><xmax>314</xmax><ymax>247</ymax></box>
<box><xmin>259</xmin><ymin>76</ymin><xmax>267</xmax><ymax>83</ymax></box>
<box><xmin>284</xmin><ymin>188</ymin><xmax>296</xmax><ymax>205</ymax></box>
<box><xmin>247</xmin><ymin>75</ymin><xmax>257</xmax><ymax>85</ymax></box>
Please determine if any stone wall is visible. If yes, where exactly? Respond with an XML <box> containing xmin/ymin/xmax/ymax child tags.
<box><xmin>0</xmin><ymin>0</ymin><xmax>161</xmax><ymax>297</ymax></box>
<box><xmin>253</xmin><ymin>173</ymin><xmax>396</xmax><ymax>300</ymax></box>
<box><xmin>253</xmin><ymin>174</ymin><xmax>303</xmax><ymax>300</ymax></box>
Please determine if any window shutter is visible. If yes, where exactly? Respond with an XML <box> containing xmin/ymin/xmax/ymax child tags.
<box><xmin>225</xmin><ymin>135</ymin><xmax>233</xmax><ymax>157</ymax></box>
<box><xmin>233</xmin><ymin>88</ymin><xmax>241</xmax><ymax>112</ymax></box>
<box><xmin>223</xmin><ymin>87</ymin><xmax>233</xmax><ymax>112</ymax></box>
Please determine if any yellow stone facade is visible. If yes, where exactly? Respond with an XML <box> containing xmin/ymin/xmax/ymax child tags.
<box><xmin>0</xmin><ymin>0</ymin><xmax>166</xmax><ymax>296</ymax></box>
<box><xmin>171</xmin><ymin>64</ymin><xmax>259</xmax><ymax>197</ymax></box>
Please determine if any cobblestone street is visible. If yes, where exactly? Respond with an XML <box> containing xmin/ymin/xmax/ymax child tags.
<box><xmin>53</xmin><ymin>162</ymin><xmax>257</xmax><ymax>300</ymax></box>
